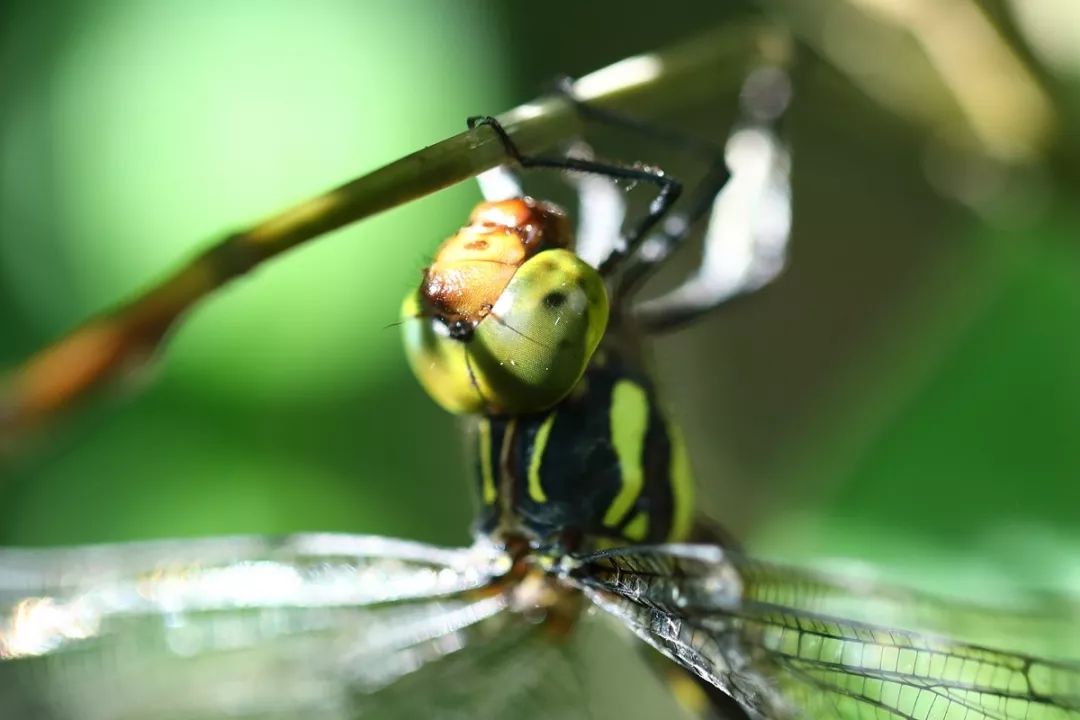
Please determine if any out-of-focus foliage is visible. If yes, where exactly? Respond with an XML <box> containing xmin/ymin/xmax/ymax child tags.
<box><xmin>2</xmin><ymin>0</ymin><xmax>1078</xmax><ymax>609</ymax></box>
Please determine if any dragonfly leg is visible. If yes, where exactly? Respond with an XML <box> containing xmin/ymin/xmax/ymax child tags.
<box><xmin>631</xmin><ymin>66</ymin><xmax>793</xmax><ymax>333</ymax></box>
<box><xmin>612</xmin><ymin>156</ymin><xmax>731</xmax><ymax>306</ymax></box>
<box><xmin>467</xmin><ymin>115</ymin><xmax>682</xmax><ymax>279</ymax></box>
<box><xmin>544</xmin><ymin>80</ymin><xmax>730</xmax><ymax>307</ymax></box>
<box><xmin>548</xmin><ymin>73</ymin><xmax>728</xmax><ymax>159</ymax></box>
<box><xmin>560</xmin><ymin>141</ymin><xmax>629</xmax><ymax>270</ymax></box>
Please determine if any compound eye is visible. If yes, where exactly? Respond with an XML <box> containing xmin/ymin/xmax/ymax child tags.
<box><xmin>402</xmin><ymin>249</ymin><xmax>608</xmax><ymax>415</ymax></box>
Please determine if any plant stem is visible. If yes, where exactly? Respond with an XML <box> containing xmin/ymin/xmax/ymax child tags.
<box><xmin>0</xmin><ymin>22</ymin><xmax>784</xmax><ymax>445</ymax></box>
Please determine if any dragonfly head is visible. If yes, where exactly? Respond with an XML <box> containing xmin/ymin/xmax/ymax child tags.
<box><xmin>402</xmin><ymin>197</ymin><xmax>609</xmax><ymax>415</ymax></box>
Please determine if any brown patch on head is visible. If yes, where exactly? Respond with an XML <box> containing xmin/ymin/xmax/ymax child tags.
<box><xmin>420</xmin><ymin>197</ymin><xmax>573</xmax><ymax>329</ymax></box>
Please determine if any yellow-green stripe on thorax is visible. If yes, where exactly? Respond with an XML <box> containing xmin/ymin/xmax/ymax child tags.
<box><xmin>473</xmin><ymin>354</ymin><xmax>694</xmax><ymax>548</ymax></box>
<box><xmin>604</xmin><ymin>380</ymin><xmax>649</xmax><ymax>527</ymax></box>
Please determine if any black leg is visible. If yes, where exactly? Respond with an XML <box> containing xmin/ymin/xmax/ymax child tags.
<box><xmin>547</xmin><ymin>75</ymin><xmax>726</xmax><ymax>158</ymax></box>
<box><xmin>634</xmin><ymin>123</ymin><xmax>792</xmax><ymax>333</ymax></box>
<box><xmin>621</xmin><ymin>65</ymin><xmax>794</xmax><ymax>329</ymax></box>
<box><xmin>467</xmin><ymin>115</ymin><xmax>682</xmax><ymax>277</ymax></box>
<box><xmin>613</xmin><ymin>157</ymin><xmax>731</xmax><ymax>301</ymax></box>
<box><xmin>525</xmin><ymin>84</ymin><xmax>734</xmax><ymax>302</ymax></box>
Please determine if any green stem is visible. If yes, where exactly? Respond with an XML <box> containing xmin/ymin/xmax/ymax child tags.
<box><xmin>0</xmin><ymin>22</ymin><xmax>785</xmax><ymax>445</ymax></box>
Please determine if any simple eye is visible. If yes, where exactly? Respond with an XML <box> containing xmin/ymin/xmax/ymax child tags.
<box><xmin>402</xmin><ymin>248</ymin><xmax>608</xmax><ymax>415</ymax></box>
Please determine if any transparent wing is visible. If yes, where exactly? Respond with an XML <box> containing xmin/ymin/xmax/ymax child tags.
<box><xmin>563</xmin><ymin>544</ymin><xmax>1080</xmax><ymax>720</ymax></box>
<box><xmin>0</xmin><ymin>533</ymin><xmax>526</xmax><ymax>720</ymax></box>
<box><xmin>350</xmin><ymin>607</ymin><xmax>704</xmax><ymax>720</ymax></box>
<box><xmin>0</xmin><ymin>533</ymin><xmax>710</xmax><ymax>720</ymax></box>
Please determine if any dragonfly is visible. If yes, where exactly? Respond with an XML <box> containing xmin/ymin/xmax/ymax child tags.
<box><xmin>1</xmin><ymin>65</ymin><xmax>1078</xmax><ymax>720</ymax></box>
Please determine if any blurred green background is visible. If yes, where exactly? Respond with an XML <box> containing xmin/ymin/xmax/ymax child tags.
<box><xmin>1</xmin><ymin>0</ymin><xmax>1078</xmax><ymax>606</ymax></box>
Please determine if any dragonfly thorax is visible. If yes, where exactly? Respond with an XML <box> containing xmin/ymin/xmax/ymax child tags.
<box><xmin>474</xmin><ymin>351</ymin><xmax>695</xmax><ymax>550</ymax></box>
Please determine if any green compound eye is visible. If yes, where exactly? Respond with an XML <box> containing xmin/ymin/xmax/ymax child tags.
<box><xmin>402</xmin><ymin>249</ymin><xmax>609</xmax><ymax>416</ymax></box>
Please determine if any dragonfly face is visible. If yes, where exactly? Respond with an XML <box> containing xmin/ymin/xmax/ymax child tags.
<box><xmin>1</xmin><ymin>73</ymin><xmax>1079</xmax><ymax>720</ymax></box>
